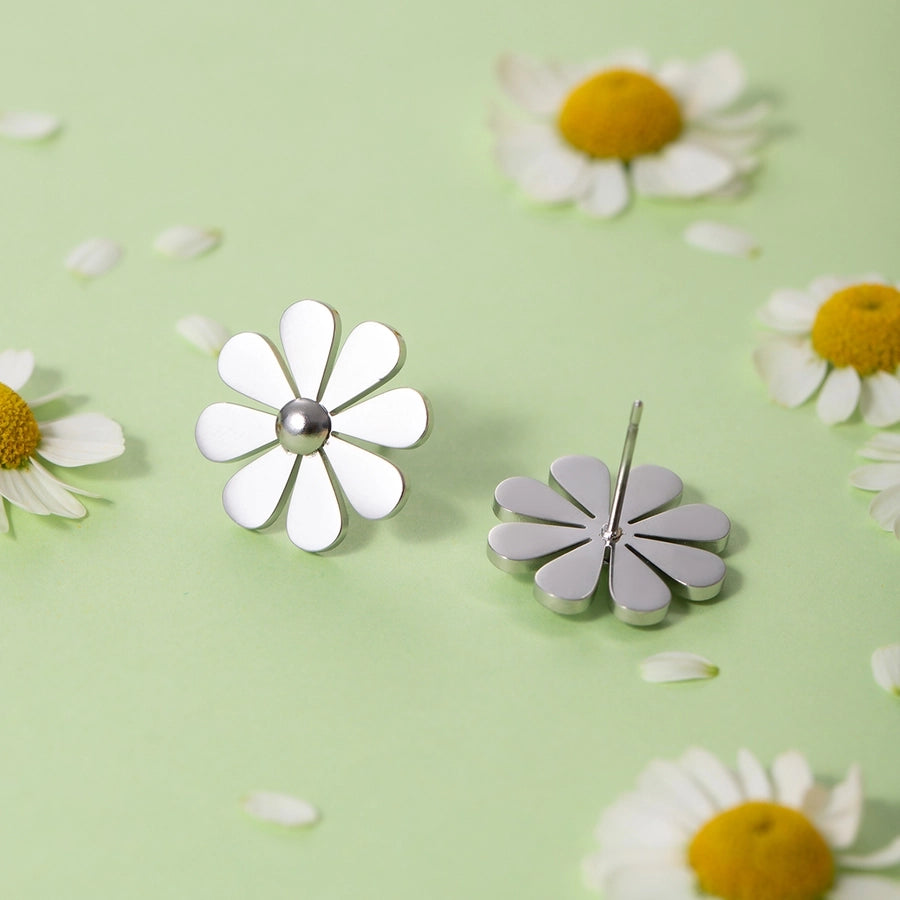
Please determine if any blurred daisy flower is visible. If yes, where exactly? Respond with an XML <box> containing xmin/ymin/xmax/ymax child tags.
<box><xmin>584</xmin><ymin>747</ymin><xmax>900</xmax><ymax>899</ymax></box>
<box><xmin>0</xmin><ymin>349</ymin><xmax>124</xmax><ymax>531</ymax></box>
<box><xmin>849</xmin><ymin>431</ymin><xmax>900</xmax><ymax>537</ymax></box>
<box><xmin>490</xmin><ymin>49</ymin><xmax>765</xmax><ymax>218</ymax></box>
<box><xmin>755</xmin><ymin>274</ymin><xmax>900</xmax><ymax>426</ymax></box>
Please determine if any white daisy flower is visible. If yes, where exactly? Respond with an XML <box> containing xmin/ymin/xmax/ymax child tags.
<box><xmin>584</xmin><ymin>747</ymin><xmax>900</xmax><ymax>900</ymax></box>
<box><xmin>195</xmin><ymin>299</ymin><xmax>431</xmax><ymax>552</ymax></box>
<box><xmin>491</xmin><ymin>49</ymin><xmax>766</xmax><ymax>218</ymax></box>
<box><xmin>0</xmin><ymin>349</ymin><xmax>124</xmax><ymax>531</ymax></box>
<box><xmin>849</xmin><ymin>431</ymin><xmax>900</xmax><ymax>537</ymax></box>
<box><xmin>755</xmin><ymin>274</ymin><xmax>900</xmax><ymax>426</ymax></box>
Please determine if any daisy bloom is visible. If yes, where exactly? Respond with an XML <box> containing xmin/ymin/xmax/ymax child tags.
<box><xmin>849</xmin><ymin>431</ymin><xmax>900</xmax><ymax>537</ymax></box>
<box><xmin>0</xmin><ymin>349</ymin><xmax>124</xmax><ymax>531</ymax></box>
<box><xmin>755</xmin><ymin>274</ymin><xmax>900</xmax><ymax>426</ymax></box>
<box><xmin>195</xmin><ymin>299</ymin><xmax>431</xmax><ymax>552</ymax></box>
<box><xmin>491</xmin><ymin>49</ymin><xmax>765</xmax><ymax>218</ymax></box>
<box><xmin>584</xmin><ymin>747</ymin><xmax>900</xmax><ymax>900</ymax></box>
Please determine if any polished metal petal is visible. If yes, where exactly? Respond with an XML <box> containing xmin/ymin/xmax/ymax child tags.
<box><xmin>319</xmin><ymin>321</ymin><xmax>405</xmax><ymax>413</ymax></box>
<box><xmin>222</xmin><ymin>445</ymin><xmax>297</xmax><ymax>529</ymax></box>
<box><xmin>280</xmin><ymin>300</ymin><xmax>340</xmax><ymax>402</ymax></box>
<box><xmin>218</xmin><ymin>332</ymin><xmax>295</xmax><ymax>409</ymax></box>
<box><xmin>323</xmin><ymin>437</ymin><xmax>406</xmax><ymax>520</ymax></box>
<box><xmin>488</xmin><ymin>521</ymin><xmax>588</xmax><ymax>573</ymax></box>
<box><xmin>625</xmin><ymin>536</ymin><xmax>727</xmax><ymax>601</ymax></box>
<box><xmin>493</xmin><ymin>476</ymin><xmax>591</xmax><ymax>526</ymax></box>
<box><xmin>286</xmin><ymin>452</ymin><xmax>346</xmax><ymax>551</ymax></box>
<box><xmin>196</xmin><ymin>403</ymin><xmax>276</xmax><ymax>462</ymax></box>
<box><xmin>549</xmin><ymin>455</ymin><xmax>609</xmax><ymax>519</ymax></box>
<box><xmin>630</xmin><ymin>503</ymin><xmax>731</xmax><ymax>552</ymax></box>
<box><xmin>609</xmin><ymin>542</ymin><xmax>671</xmax><ymax>625</ymax></box>
<box><xmin>620</xmin><ymin>464</ymin><xmax>683</xmax><ymax>524</ymax></box>
<box><xmin>330</xmin><ymin>388</ymin><xmax>430</xmax><ymax>448</ymax></box>
<box><xmin>534</xmin><ymin>541</ymin><xmax>606</xmax><ymax>614</ymax></box>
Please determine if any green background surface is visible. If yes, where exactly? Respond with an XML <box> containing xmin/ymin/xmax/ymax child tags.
<box><xmin>2</xmin><ymin>0</ymin><xmax>899</xmax><ymax>896</ymax></box>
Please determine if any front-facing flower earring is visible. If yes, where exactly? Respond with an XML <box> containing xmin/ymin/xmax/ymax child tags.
<box><xmin>196</xmin><ymin>300</ymin><xmax>431</xmax><ymax>552</ymax></box>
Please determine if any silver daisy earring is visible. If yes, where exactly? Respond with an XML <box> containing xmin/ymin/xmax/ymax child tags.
<box><xmin>487</xmin><ymin>402</ymin><xmax>730</xmax><ymax>626</ymax></box>
<box><xmin>196</xmin><ymin>299</ymin><xmax>431</xmax><ymax>552</ymax></box>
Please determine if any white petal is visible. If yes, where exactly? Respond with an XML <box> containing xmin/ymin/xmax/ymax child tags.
<box><xmin>736</xmin><ymin>748</ymin><xmax>772</xmax><ymax>801</ymax></box>
<box><xmin>771</xmin><ymin>751</ymin><xmax>814</xmax><ymax>809</ymax></box>
<box><xmin>36</xmin><ymin>413</ymin><xmax>124</xmax><ymax>467</ymax></box>
<box><xmin>490</xmin><ymin>111</ymin><xmax>590</xmax><ymax>202</ymax></box>
<box><xmin>812</xmin><ymin>763</ymin><xmax>862</xmax><ymax>848</ymax></box>
<box><xmin>64</xmin><ymin>238</ymin><xmax>123</xmax><ymax>278</ymax></box>
<box><xmin>222</xmin><ymin>445</ymin><xmax>296</xmax><ymax>529</ymax></box>
<box><xmin>631</xmin><ymin>143</ymin><xmax>735</xmax><ymax>198</ymax></box>
<box><xmin>757</xmin><ymin>289</ymin><xmax>819</xmax><ymax>334</ymax></box>
<box><xmin>601</xmin><ymin>861</ymin><xmax>698</xmax><ymax>899</ymax></box>
<box><xmin>809</xmin><ymin>273</ymin><xmax>887</xmax><ymax>304</ymax></box>
<box><xmin>217</xmin><ymin>332</ymin><xmax>295</xmax><ymax>410</ymax></box>
<box><xmin>860</xmin><ymin>372</ymin><xmax>900</xmax><ymax>427</ymax></box>
<box><xmin>320</xmin><ymin>320</ymin><xmax>405</xmax><ymax>413</ymax></box>
<box><xmin>0</xmin><ymin>110</ymin><xmax>61</xmax><ymax>140</ymax></box>
<box><xmin>323</xmin><ymin>437</ymin><xmax>405</xmax><ymax>519</ymax></box>
<box><xmin>849</xmin><ymin>463</ymin><xmax>900</xmax><ymax>491</ymax></box>
<box><xmin>280</xmin><ymin>300</ymin><xmax>340</xmax><ymax>402</ymax></box>
<box><xmin>640</xmin><ymin>652</ymin><xmax>718</xmax><ymax>683</ymax></box>
<box><xmin>495</xmin><ymin>54</ymin><xmax>571</xmax><ymax>115</ymax></box>
<box><xmin>0</xmin><ymin>349</ymin><xmax>35</xmax><ymax>391</ymax></box>
<box><xmin>858</xmin><ymin>432</ymin><xmax>900</xmax><ymax>462</ymax></box>
<box><xmin>830</xmin><ymin>874</ymin><xmax>900</xmax><ymax>900</ymax></box>
<box><xmin>871</xmin><ymin>644</ymin><xmax>900</xmax><ymax>696</ymax></box>
<box><xmin>577</xmin><ymin>160</ymin><xmax>630</xmax><ymax>218</ymax></box>
<box><xmin>285</xmin><ymin>451</ymin><xmax>345</xmax><ymax>552</ymax></box>
<box><xmin>242</xmin><ymin>791</ymin><xmax>319</xmax><ymax>827</ymax></box>
<box><xmin>684</xmin><ymin>128</ymin><xmax>764</xmax><ymax>160</ymax></box>
<box><xmin>700</xmin><ymin>100</ymin><xmax>771</xmax><ymax>130</ymax></box>
<box><xmin>196</xmin><ymin>403</ymin><xmax>275</xmax><ymax>462</ymax></box>
<box><xmin>816</xmin><ymin>366</ymin><xmax>861</xmax><ymax>424</ymax></box>
<box><xmin>680</xmin><ymin>747</ymin><xmax>743</xmax><ymax>812</ymax></box>
<box><xmin>176</xmin><ymin>315</ymin><xmax>231</xmax><ymax>355</ymax></box>
<box><xmin>0</xmin><ymin>460</ymin><xmax>86</xmax><ymax>518</ymax></box>
<box><xmin>869</xmin><ymin>484</ymin><xmax>900</xmax><ymax>532</ymax></box>
<box><xmin>154</xmin><ymin>225</ymin><xmax>221</xmax><ymax>259</ymax></box>
<box><xmin>683</xmin><ymin>220</ymin><xmax>759</xmax><ymax>258</ymax></box>
<box><xmin>839</xmin><ymin>836</ymin><xmax>900</xmax><ymax>870</ymax></box>
<box><xmin>637</xmin><ymin>760</ymin><xmax>717</xmax><ymax>825</ymax></box>
<box><xmin>330</xmin><ymin>388</ymin><xmax>429</xmax><ymax>448</ymax></box>
<box><xmin>677</xmin><ymin>50</ymin><xmax>747</xmax><ymax>119</ymax></box>
<box><xmin>753</xmin><ymin>337</ymin><xmax>827</xmax><ymax>407</ymax></box>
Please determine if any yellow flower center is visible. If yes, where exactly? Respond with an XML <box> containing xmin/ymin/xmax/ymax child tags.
<box><xmin>811</xmin><ymin>283</ymin><xmax>900</xmax><ymax>376</ymax></box>
<box><xmin>0</xmin><ymin>382</ymin><xmax>40</xmax><ymax>469</ymax></box>
<box><xmin>688</xmin><ymin>801</ymin><xmax>834</xmax><ymax>900</ymax></box>
<box><xmin>557</xmin><ymin>69</ymin><xmax>683</xmax><ymax>161</ymax></box>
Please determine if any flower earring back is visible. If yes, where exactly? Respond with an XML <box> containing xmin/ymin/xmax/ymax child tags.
<box><xmin>487</xmin><ymin>402</ymin><xmax>730</xmax><ymax>626</ymax></box>
<box><xmin>196</xmin><ymin>299</ymin><xmax>431</xmax><ymax>552</ymax></box>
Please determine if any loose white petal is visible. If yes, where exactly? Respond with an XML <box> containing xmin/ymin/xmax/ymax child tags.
<box><xmin>242</xmin><ymin>791</ymin><xmax>319</xmax><ymax>827</ymax></box>
<box><xmin>65</xmin><ymin>238</ymin><xmax>123</xmax><ymax>278</ymax></box>
<box><xmin>0</xmin><ymin>349</ymin><xmax>35</xmax><ymax>391</ymax></box>
<box><xmin>871</xmin><ymin>644</ymin><xmax>900</xmax><ymax>696</ymax></box>
<box><xmin>816</xmin><ymin>366</ymin><xmax>861</xmax><ymax>425</ymax></box>
<box><xmin>0</xmin><ymin>110</ymin><xmax>61</xmax><ymax>140</ymax></box>
<box><xmin>683</xmin><ymin>221</ymin><xmax>759</xmax><ymax>258</ymax></box>
<box><xmin>869</xmin><ymin>485</ymin><xmax>900</xmax><ymax>533</ymax></box>
<box><xmin>640</xmin><ymin>651</ymin><xmax>719</xmax><ymax>683</ymax></box>
<box><xmin>839</xmin><ymin>835</ymin><xmax>900</xmax><ymax>869</ymax></box>
<box><xmin>176</xmin><ymin>314</ymin><xmax>231</xmax><ymax>356</ymax></box>
<box><xmin>753</xmin><ymin>337</ymin><xmax>827</xmax><ymax>407</ymax></box>
<box><xmin>860</xmin><ymin>372</ymin><xmax>900</xmax><ymax>427</ymax></box>
<box><xmin>154</xmin><ymin>225</ymin><xmax>221</xmax><ymax>260</ymax></box>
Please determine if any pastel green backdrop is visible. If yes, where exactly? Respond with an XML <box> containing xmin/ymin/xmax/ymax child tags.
<box><xmin>2</xmin><ymin>0</ymin><xmax>898</xmax><ymax>897</ymax></box>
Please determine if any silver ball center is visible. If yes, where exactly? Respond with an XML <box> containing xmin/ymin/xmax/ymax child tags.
<box><xmin>275</xmin><ymin>398</ymin><xmax>331</xmax><ymax>455</ymax></box>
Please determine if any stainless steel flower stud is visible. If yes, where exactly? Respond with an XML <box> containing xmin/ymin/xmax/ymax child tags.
<box><xmin>488</xmin><ymin>402</ymin><xmax>730</xmax><ymax>625</ymax></box>
<box><xmin>196</xmin><ymin>300</ymin><xmax>430</xmax><ymax>552</ymax></box>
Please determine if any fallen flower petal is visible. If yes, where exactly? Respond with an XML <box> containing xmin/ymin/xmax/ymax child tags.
<box><xmin>683</xmin><ymin>220</ymin><xmax>759</xmax><ymax>257</ymax></box>
<box><xmin>640</xmin><ymin>651</ymin><xmax>719</xmax><ymax>683</ymax></box>
<box><xmin>0</xmin><ymin>110</ymin><xmax>61</xmax><ymax>141</ymax></box>
<box><xmin>242</xmin><ymin>791</ymin><xmax>320</xmax><ymax>827</ymax></box>
<box><xmin>176</xmin><ymin>315</ymin><xmax>231</xmax><ymax>356</ymax></box>
<box><xmin>65</xmin><ymin>238</ymin><xmax>123</xmax><ymax>278</ymax></box>
<box><xmin>154</xmin><ymin>225</ymin><xmax>221</xmax><ymax>259</ymax></box>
